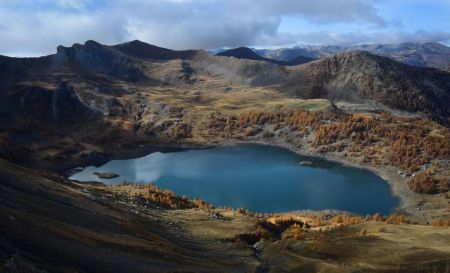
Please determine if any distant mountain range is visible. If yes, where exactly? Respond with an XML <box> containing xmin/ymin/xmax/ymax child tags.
<box><xmin>0</xmin><ymin>40</ymin><xmax>449</xmax><ymax>125</ymax></box>
<box><xmin>216</xmin><ymin>47</ymin><xmax>315</xmax><ymax>66</ymax></box>
<box><xmin>255</xmin><ymin>42</ymin><xmax>450</xmax><ymax>69</ymax></box>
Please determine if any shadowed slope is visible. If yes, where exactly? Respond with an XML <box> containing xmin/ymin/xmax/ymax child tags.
<box><xmin>0</xmin><ymin>160</ymin><xmax>257</xmax><ymax>273</ymax></box>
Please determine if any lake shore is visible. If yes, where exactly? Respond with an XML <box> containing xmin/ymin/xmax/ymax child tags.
<box><xmin>64</xmin><ymin>134</ymin><xmax>443</xmax><ymax>221</ymax></box>
<box><xmin>220</xmin><ymin>139</ymin><xmax>413</xmax><ymax>213</ymax></box>
<box><xmin>69</xmin><ymin>143</ymin><xmax>399</xmax><ymax>215</ymax></box>
<box><xmin>218</xmin><ymin>137</ymin><xmax>449</xmax><ymax>222</ymax></box>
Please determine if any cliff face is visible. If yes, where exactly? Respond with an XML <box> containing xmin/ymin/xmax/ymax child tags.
<box><xmin>53</xmin><ymin>41</ymin><xmax>146</xmax><ymax>81</ymax></box>
<box><xmin>10</xmin><ymin>82</ymin><xmax>103</xmax><ymax>123</ymax></box>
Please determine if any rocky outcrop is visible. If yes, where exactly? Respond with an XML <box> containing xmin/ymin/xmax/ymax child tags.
<box><xmin>54</xmin><ymin>40</ymin><xmax>146</xmax><ymax>81</ymax></box>
<box><xmin>0</xmin><ymin>55</ymin><xmax>53</xmax><ymax>92</ymax></box>
<box><xmin>10</xmin><ymin>82</ymin><xmax>102</xmax><ymax>123</ymax></box>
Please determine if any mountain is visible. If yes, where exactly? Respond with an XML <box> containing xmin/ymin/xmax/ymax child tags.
<box><xmin>256</xmin><ymin>47</ymin><xmax>314</xmax><ymax>62</ymax></box>
<box><xmin>216</xmin><ymin>47</ymin><xmax>267</xmax><ymax>61</ymax></box>
<box><xmin>216</xmin><ymin>47</ymin><xmax>315</xmax><ymax>66</ymax></box>
<box><xmin>1</xmin><ymin>40</ymin><xmax>449</xmax><ymax>273</ymax></box>
<box><xmin>258</xmin><ymin>42</ymin><xmax>450</xmax><ymax>68</ymax></box>
<box><xmin>282</xmin><ymin>51</ymin><xmax>450</xmax><ymax>121</ymax></box>
<box><xmin>0</xmin><ymin>41</ymin><xmax>284</xmax><ymax>124</ymax></box>
<box><xmin>113</xmin><ymin>40</ymin><xmax>197</xmax><ymax>60</ymax></box>
<box><xmin>0</xmin><ymin>40</ymin><xmax>449</xmax><ymax>126</ymax></box>
<box><xmin>284</xmin><ymin>55</ymin><xmax>317</xmax><ymax>66</ymax></box>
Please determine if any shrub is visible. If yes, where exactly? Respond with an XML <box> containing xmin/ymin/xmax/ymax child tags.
<box><xmin>171</xmin><ymin>123</ymin><xmax>192</xmax><ymax>139</ymax></box>
<box><xmin>330</xmin><ymin>214</ymin><xmax>363</xmax><ymax>225</ymax></box>
<box><xmin>377</xmin><ymin>227</ymin><xmax>386</xmax><ymax>233</ymax></box>
<box><xmin>360</xmin><ymin>229</ymin><xmax>367</xmax><ymax>237</ymax></box>
<box><xmin>439</xmin><ymin>178</ymin><xmax>449</xmax><ymax>193</ymax></box>
<box><xmin>244</xmin><ymin>127</ymin><xmax>259</xmax><ymax>136</ymax></box>
<box><xmin>386</xmin><ymin>214</ymin><xmax>406</xmax><ymax>224</ymax></box>
<box><xmin>256</xmin><ymin>216</ymin><xmax>305</xmax><ymax>239</ymax></box>
<box><xmin>408</xmin><ymin>173</ymin><xmax>437</xmax><ymax>194</ymax></box>
<box><xmin>432</xmin><ymin>219</ymin><xmax>450</xmax><ymax>226</ymax></box>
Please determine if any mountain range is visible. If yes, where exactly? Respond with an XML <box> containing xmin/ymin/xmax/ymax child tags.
<box><xmin>0</xmin><ymin>40</ymin><xmax>449</xmax><ymax>128</ymax></box>
<box><xmin>255</xmin><ymin>42</ymin><xmax>450</xmax><ymax>69</ymax></box>
<box><xmin>217</xmin><ymin>46</ymin><xmax>315</xmax><ymax>66</ymax></box>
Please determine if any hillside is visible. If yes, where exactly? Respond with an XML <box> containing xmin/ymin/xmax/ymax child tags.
<box><xmin>1</xmin><ymin>40</ymin><xmax>450</xmax><ymax>273</ymax></box>
<box><xmin>283</xmin><ymin>51</ymin><xmax>450</xmax><ymax>122</ymax></box>
<box><xmin>0</xmin><ymin>41</ymin><xmax>449</xmax><ymax>129</ymax></box>
<box><xmin>1</xmin><ymin>159</ymin><xmax>449</xmax><ymax>273</ymax></box>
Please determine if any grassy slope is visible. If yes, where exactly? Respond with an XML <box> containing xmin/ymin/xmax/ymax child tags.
<box><xmin>1</xmin><ymin>160</ymin><xmax>449</xmax><ymax>273</ymax></box>
<box><xmin>0</xmin><ymin>160</ymin><xmax>257</xmax><ymax>273</ymax></box>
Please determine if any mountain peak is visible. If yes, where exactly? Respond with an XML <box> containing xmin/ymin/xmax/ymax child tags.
<box><xmin>216</xmin><ymin>47</ymin><xmax>263</xmax><ymax>61</ymax></box>
<box><xmin>113</xmin><ymin>40</ymin><xmax>197</xmax><ymax>60</ymax></box>
<box><xmin>84</xmin><ymin>40</ymin><xmax>102</xmax><ymax>47</ymax></box>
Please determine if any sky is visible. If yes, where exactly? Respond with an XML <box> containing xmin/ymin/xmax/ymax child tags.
<box><xmin>0</xmin><ymin>0</ymin><xmax>449</xmax><ymax>56</ymax></box>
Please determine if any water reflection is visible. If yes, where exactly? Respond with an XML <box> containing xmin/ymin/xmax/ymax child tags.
<box><xmin>70</xmin><ymin>144</ymin><xmax>398</xmax><ymax>214</ymax></box>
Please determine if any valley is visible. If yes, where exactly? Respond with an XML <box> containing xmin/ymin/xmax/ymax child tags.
<box><xmin>0</xmin><ymin>40</ymin><xmax>449</xmax><ymax>272</ymax></box>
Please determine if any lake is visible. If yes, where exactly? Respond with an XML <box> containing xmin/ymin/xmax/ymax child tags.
<box><xmin>69</xmin><ymin>144</ymin><xmax>399</xmax><ymax>214</ymax></box>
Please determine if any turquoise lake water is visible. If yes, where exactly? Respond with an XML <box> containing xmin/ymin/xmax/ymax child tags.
<box><xmin>69</xmin><ymin>144</ymin><xmax>399</xmax><ymax>214</ymax></box>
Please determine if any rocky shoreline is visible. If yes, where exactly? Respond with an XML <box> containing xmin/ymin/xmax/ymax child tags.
<box><xmin>64</xmin><ymin>134</ymin><xmax>443</xmax><ymax>222</ymax></box>
<box><xmin>223</xmin><ymin>137</ymin><xmax>449</xmax><ymax>222</ymax></box>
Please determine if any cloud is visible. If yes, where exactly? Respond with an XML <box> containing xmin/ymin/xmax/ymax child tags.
<box><xmin>105</xmin><ymin>0</ymin><xmax>386</xmax><ymax>50</ymax></box>
<box><xmin>0</xmin><ymin>0</ymin><xmax>446</xmax><ymax>56</ymax></box>
<box><xmin>0</xmin><ymin>0</ymin><xmax>387</xmax><ymax>56</ymax></box>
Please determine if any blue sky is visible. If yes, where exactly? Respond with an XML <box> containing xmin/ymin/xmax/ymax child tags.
<box><xmin>0</xmin><ymin>0</ymin><xmax>449</xmax><ymax>56</ymax></box>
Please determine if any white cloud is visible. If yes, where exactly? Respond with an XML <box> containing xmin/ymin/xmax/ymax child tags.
<box><xmin>0</xmin><ymin>0</ymin><xmax>447</xmax><ymax>56</ymax></box>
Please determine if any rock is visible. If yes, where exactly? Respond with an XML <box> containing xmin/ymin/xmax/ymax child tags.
<box><xmin>210</xmin><ymin>212</ymin><xmax>219</xmax><ymax>219</ymax></box>
<box><xmin>253</xmin><ymin>238</ymin><xmax>266</xmax><ymax>250</ymax></box>
<box><xmin>93</xmin><ymin>172</ymin><xmax>120</xmax><ymax>179</ymax></box>
<box><xmin>299</xmin><ymin>160</ymin><xmax>314</xmax><ymax>166</ymax></box>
